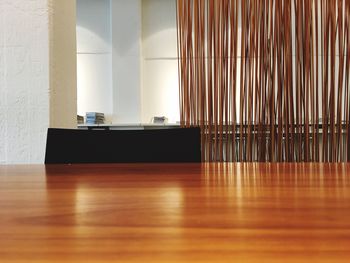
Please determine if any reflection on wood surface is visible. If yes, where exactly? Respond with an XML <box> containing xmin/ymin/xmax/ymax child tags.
<box><xmin>0</xmin><ymin>163</ymin><xmax>350</xmax><ymax>262</ymax></box>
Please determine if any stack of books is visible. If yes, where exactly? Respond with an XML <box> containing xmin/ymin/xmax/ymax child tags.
<box><xmin>86</xmin><ymin>112</ymin><xmax>105</xmax><ymax>124</ymax></box>
<box><xmin>152</xmin><ymin>116</ymin><xmax>168</xmax><ymax>124</ymax></box>
<box><xmin>77</xmin><ymin>115</ymin><xmax>84</xmax><ymax>124</ymax></box>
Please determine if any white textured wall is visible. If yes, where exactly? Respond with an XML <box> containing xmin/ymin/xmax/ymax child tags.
<box><xmin>0</xmin><ymin>0</ymin><xmax>76</xmax><ymax>164</ymax></box>
<box><xmin>111</xmin><ymin>0</ymin><xmax>142</xmax><ymax>123</ymax></box>
<box><xmin>0</xmin><ymin>0</ymin><xmax>50</xmax><ymax>164</ymax></box>
<box><xmin>77</xmin><ymin>0</ymin><xmax>112</xmax><ymax>122</ymax></box>
<box><xmin>0</xmin><ymin>1</ymin><xmax>6</xmax><ymax>164</ymax></box>
<box><xmin>141</xmin><ymin>0</ymin><xmax>179</xmax><ymax>123</ymax></box>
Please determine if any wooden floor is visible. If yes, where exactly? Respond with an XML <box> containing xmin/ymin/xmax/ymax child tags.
<box><xmin>0</xmin><ymin>163</ymin><xmax>350</xmax><ymax>262</ymax></box>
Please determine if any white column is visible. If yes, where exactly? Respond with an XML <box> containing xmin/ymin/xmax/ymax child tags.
<box><xmin>111</xmin><ymin>0</ymin><xmax>142</xmax><ymax>123</ymax></box>
<box><xmin>49</xmin><ymin>0</ymin><xmax>77</xmax><ymax>129</ymax></box>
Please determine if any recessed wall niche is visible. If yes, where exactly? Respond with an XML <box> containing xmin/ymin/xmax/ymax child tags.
<box><xmin>76</xmin><ymin>0</ymin><xmax>180</xmax><ymax>124</ymax></box>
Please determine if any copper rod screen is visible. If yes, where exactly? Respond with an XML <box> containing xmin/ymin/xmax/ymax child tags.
<box><xmin>176</xmin><ymin>0</ymin><xmax>350</xmax><ymax>162</ymax></box>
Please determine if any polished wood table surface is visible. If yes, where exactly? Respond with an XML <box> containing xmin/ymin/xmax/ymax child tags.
<box><xmin>1</xmin><ymin>163</ymin><xmax>350</xmax><ymax>262</ymax></box>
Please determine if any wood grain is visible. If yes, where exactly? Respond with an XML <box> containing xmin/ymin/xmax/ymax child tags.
<box><xmin>1</xmin><ymin>163</ymin><xmax>350</xmax><ymax>262</ymax></box>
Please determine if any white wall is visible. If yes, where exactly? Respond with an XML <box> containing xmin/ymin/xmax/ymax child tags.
<box><xmin>111</xmin><ymin>0</ymin><xmax>142</xmax><ymax>123</ymax></box>
<box><xmin>0</xmin><ymin>0</ymin><xmax>50</xmax><ymax>164</ymax></box>
<box><xmin>141</xmin><ymin>0</ymin><xmax>179</xmax><ymax>124</ymax></box>
<box><xmin>77</xmin><ymin>0</ymin><xmax>112</xmax><ymax>122</ymax></box>
<box><xmin>0</xmin><ymin>0</ymin><xmax>76</xmax><ymax>164</ymax></box>
<box><xmin>0</xmin><ymin>1</ymin><xmax>4</xmax><ymax>163</ymax></box>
